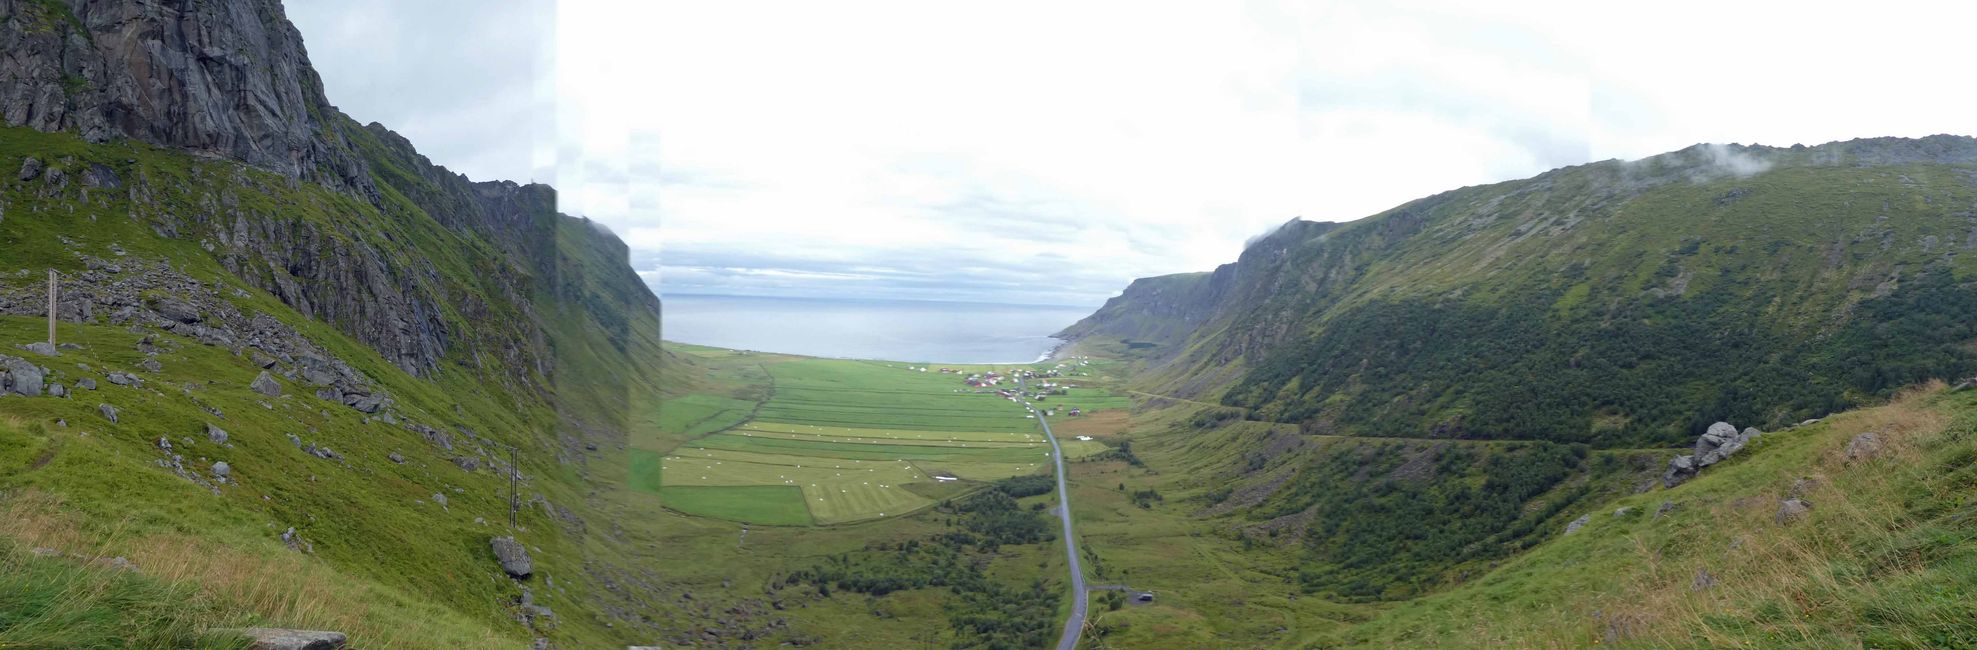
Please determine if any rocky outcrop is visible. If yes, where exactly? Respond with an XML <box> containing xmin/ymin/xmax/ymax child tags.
<box><xmin>1843</xmin><ymin>432</ymin><xmax>1883</xmax><ymax>462</ymax></box>
<box><xmin>229</xmin><ymin>627</ymin><xmax>346</xmax><ymax>650</ymax></box>
<box><xmin>491</xmin><ymin>536</ymin><xmax>533</xmax><ymax>579</ymax></box>
<box><xmin>0</xmin><ymin>354</ymin><xmax>44</xmax><ymax>396</ymax></box>
<box><xmin>0</xmin><ymin>0</ymin><xmax>371</xmax><ymax>194</ymax></box>
<box><xmin>1664</xmin><ymin>421</ymin><xmax>1761</xmax><ymax>488</ymax></box>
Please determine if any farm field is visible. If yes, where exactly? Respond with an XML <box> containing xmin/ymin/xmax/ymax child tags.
<box><xmin>654</xmin><ymin>354</ymin><xmax>1128</xmax><ymax>525</ymax></box>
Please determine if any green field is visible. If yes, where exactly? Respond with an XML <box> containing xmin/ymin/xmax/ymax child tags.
<box><xmin>656</xmin><ymin>356</ymin><xmax>1117</xmax><ymax>525</ymax></box>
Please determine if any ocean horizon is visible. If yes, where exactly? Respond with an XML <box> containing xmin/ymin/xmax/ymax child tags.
<box><xmin>660</xmin><ymin>293</ymin><xmax>1097</xmax><ymax>364</ymax></box>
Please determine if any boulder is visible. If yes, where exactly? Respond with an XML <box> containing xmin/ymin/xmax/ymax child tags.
<box><xmin>206</xmin><ymin>424</ymin><xmax>228</xmax><ymax>444</ymax></box>
<box><xmin>149</xmin><ymin>297</ymin><xmax>202</xmax><ymax>324</ymax></box>
<box><xmin>18</xmin><ymin>156</ymin><xmax>43</xmax><ymax>181</ymax></box>
<box><xmin>1565</xmin><ymin>514</ymin><xmax>1591</xmax><ymax>535</ymax></box>
<box><xmin>1843</xmin><ymin>432</ymin><xmax>1883</xmax><ymax>462</ymax></box>
<box><xmin>97</xmin><ymin>403</ymin><xmax>119</xmax><ymax>423</ymax></box>
<box><xmin>1775</xmin><ymin>498</ymin><xmax>1812</xmax><ymax>524</ymax></box>
<box><xmin>2</xmin><ymin>356</ymin><xmax>44</xmax><ymax>396</ymax></box>
<box><xmin>48</xmin><ymin>383</ymin><xmax>65</xmax><ymax>398</ymax></box>
<box><xmin>1654</xmin><ymin>500</ymin><xmax>1676</xmax><ymax>518</ymax></box>
<box><xmin>106</xmin><ymin>372</ymin><xmax>137</xmax><ymax>386</ymax></box>
<box><xmin>433</xmin><ymin>493</ymin><xmax>448</xmax><ymax>508</ymax></box>
<box><xmin>139</xmin><ymin>358</ymin><xmax>162</xmax><ymax>373</ymax></box>
<box><xmin>490</xmin><ymin>536</ymin><xmax>533</xmax><ymax>579</ymax></box>
<box><xmin>388</xmin><ymin>451</ymin><xmax>405</xmax><ymax>464</ymax></box>
<box><xmin>1695</xmin><ymin>422</ymin><xmax>1738</xmax><ymax>458</ymax></box>
<box><xmin>1662</xmin><ymin>454</ymin><xmax>1697</xmax><ymax>488</ymax></box>
<box><xmin>230</xmin><ymin>627</ymin><xmax>346</xmax><ymax>650</ymax></box>
<box><xmin>20</xmin><ymin>341</ymin><xmax>58</xmax><ymax>357</ymax></box>
<box><xmin>76</xmin><ymin>377</ymin><xmax>96</xmax><ymax>390</ymax></box>
<box><xmin>250</xmin><ymin>371</ymin><xmax>282</xmax><ymax>397</ymax></box>
<box><xmin>212</xmin><ymin>461</ymin><xmax>230</xmax><ymax>481</ymax></box>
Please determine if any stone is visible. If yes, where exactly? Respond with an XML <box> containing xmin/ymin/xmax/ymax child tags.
<box><xmin>206</xmin><ymin>424</ymin><xmax>229</xmax><ymax>444</ymax></box>
<box><xmin>2</xmin><ymin>355</ymin><xmax>44</xmax><ymax>396</ymax></box>
<box><xmin>150</xmin><ymin>297</ymin><xmax>202</xmax><ymax>324</ymax></box>
<box><xmin>1655</xmin><ymin>500</ymin><xmax>1676</xmax><ymax>518</ymax></box>
<box><xmin>251</xmin><ymin>351</ymin><xmax>280</xmax><ymax>369</ymax></box>
<box><xmin>1800</xmin><ymin>418</ymin><xmax>1822</xmax><ymax>426</ymax></box>
<box><xmin>1662</xmin><ymin>454</ymin><xmax>1697</xmax><ymax>488</ymax></box>
<box><xmin>76</xmin><ymin>377</ymin><xmax>96</xmax><ymax>390</ymax></box>
<box><xmin>20</xmin><ymin>341</ymin><xmax>58</xmax><ymax>357</ymax></box>
<box><xmin>212</xmin><ymin>461</ymin><xmax>230</xmax><ymax>480</ymax></box>
<box><xmin>1775</xmin><ymin>498</ymin><xmax>1812</xmax><ymax>524</ymax></box>
<box><xmin>433</xmin><ymin>493</ymin><xmax>448</xmax><ymax>508</ymax></box>
<box><xmin>230</xmin><ymin>627</ymin><xmax>347</xmax><ymax>650</ymax></box>
<box><xmin>1565</xmin><ymin>514</ymin><xmax>1591</xmax><ymax>534</ymax></box>
<box><xmin>1695</xmin><ymin>422</ymin><xmax>1738</xmax><ymax>458</ymax></box>
<box><xmin>156</xmin><ymin>437</ymin><xmax>171</xmax><ymax>452</ymax></box>
<box><xmin>250</xmin><ymin>371</ymin><xmax>282</xmax><ymax>397</ymax></box>
<box><xmin>1788</xmin><ymin>477</ymin><xmax>1819</xmax><ymax>499</ymax></box>
<box><xmin>97</xmin><ymin>403</ymin><xmax>118</xmax><ymax>423</ymax></box>
<box><xmin>48</xmin><ymin>382</ymin><xmax>65</xmax><ymax>398</ymax></box>
<box><xmin>1613</xmin><ymin>506</ymin><xmax>1635</xmax><ymax>517</ymax></box>
<box><xmin>18</xmin><ymin>157</ymin><xmax>42</xmax><ymax>181</ymax></box>
<box><xmin>1692</xmin><ymin>568</ymin><xmax>1717</xmax><ymax>591</ymax></box>
<box><xmin>491</xmin><ymin>536</ymin><xmax>533</xmax><ymax>578</ymax></box>
<box><xmin>455</xmin><ymin>456</ymin><xmax>481</xmax><ymax>472</ymax></box>
<box><xmin>106</xmin><ymin>372</ymin><xmax>136</xmax><ymax>386</ymax></box>
<box><xmin>139</xmin><ymin>358</ymin><xmax>163</xmax><ymax>373</ymax></box>
<box><xmin>388</xmin><ymin>451</ymin><xmax>405</xmax><ymax>464</ymax></box>
<box><xmin>1844</xmin><ymin>432</ymin><xmax>1883</xmax><ymax>462</ymax></box>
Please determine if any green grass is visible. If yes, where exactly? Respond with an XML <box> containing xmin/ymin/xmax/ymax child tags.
<box><xmin>661</xmin><ymin>485</ymin><xmax>813</xmax><ymax>526</ymax></box>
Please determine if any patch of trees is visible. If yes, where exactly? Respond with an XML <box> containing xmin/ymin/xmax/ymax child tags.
<box><xmin>1227</xmin><ymin>266</ymin><xmax>1977</xmax><ymax>448</ymax></box>
<box><xmin>785</xmin><ymin>485</ymin><xmax>1063</xmax><ymax>648</ymax></box>
<box><xmin>1129</xmin><ymin>489</ymin><xmax>1163</xmax><ymax>509</ymax></box>
<box><xmin>994</xmin><ymin>474</ymin><xmax>1055</xmax><ymax>498</ymax></box>
<box><xmin>1253</xmin><ymin>440</ymin><xmax>1587</xmax><ymax>601</ymax></box>
<box><xmin>1096</xmin><ymin>440</ymin><xmax>1144</xmax><ymax>467</ymax></box>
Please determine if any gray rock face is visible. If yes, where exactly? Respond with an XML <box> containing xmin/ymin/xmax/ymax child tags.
<box><xmin>1</xmin><ymin>355</ymin><xmax>44</xmax><ymax>396</ymax></box>
<box><xmin>150</xmin><ymin>298</ymin><xmax>202</xmax><ymax>324</ymax></box>
<box><xmin>1695</xmin><ymin>421</ymin><xmax>1738</xmax><ymax>459</ymax></box>
<box><xmin>250</xmin><ymin>370</ymin><xmax>282</xmax><ymax>397</ymax></box>
<box><xmin>1776</xmin><ymin>498</ymin><xmax>1812</xmax><ymax>524</ymax></box>
<box><xmin>1662</xmin><ymin>454</ymin><xmax>1697</xmax><ymax>488</ymax></box>
<box><xmin>490</xmin><ymin>536</ymin><xmax>533</xmax><ymax>578</ymax></box>
<box><xmin>106</xmin><ymin>372</ymin><xmax>137</xmax><ymax>386</ymax></box>
<box><xmin>231</xmin><ymin>627</ymin><xmax>347</xmax><ymax>650</ymax></box>
<box><xmin>1565</xmin><ymin>514</ymin><xmax>1591</xmax><ymax>535</ymax></box>
<box><xmin>1844</xmin><ymin>432</ymin><xmax>1883</xmax><ymax>462</ymax></box>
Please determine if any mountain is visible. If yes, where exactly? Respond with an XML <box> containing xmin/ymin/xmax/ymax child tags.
<box><xmin>1067</xmin><ymin>139</ymin><xmax>1977</xmax><ymax>447</ymax></box>
<box><xmin>1061</xmin><ymin>137</ymin><xmax>1977</xmax><ymax>602</ymax></box>
<box><xmin>0</xmin><ymin>1</ymin><xmax>688</xmax><ymax>647</ymax></box>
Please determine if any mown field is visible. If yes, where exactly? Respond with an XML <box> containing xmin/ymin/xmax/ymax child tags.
<box><xmin>643</xmin><ymin>354</ymin><xmax>1128</xmax><ymax>526</ymax></box>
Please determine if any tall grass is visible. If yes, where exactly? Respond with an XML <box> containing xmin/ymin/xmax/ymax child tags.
<box><xmin>0</xmin><ymin>491</ymin><xmax>520</xmax><ymax>649</ymax></box>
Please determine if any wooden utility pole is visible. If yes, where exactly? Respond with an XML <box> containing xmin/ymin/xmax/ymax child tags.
<box><xmin>46</xmin><ymin>269</ymin><xmax>56</xmax><ymax>347</ymax></box>
<box><xmin>509</xmin><ymin>446</ymin><xmax>520</xmax><ymax>528</ymax></box>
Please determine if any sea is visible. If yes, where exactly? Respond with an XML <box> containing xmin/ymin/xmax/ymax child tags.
<box><xmin>660</xmin><ymin>294</ymin><xmax>1095</xmax><ymax>364</ymax></box>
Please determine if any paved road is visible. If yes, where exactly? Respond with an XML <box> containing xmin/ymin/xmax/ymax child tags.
<box><xmin>1034</xmin><ymin>404</ymin><xmax>1088</xmax><ymax>650</ymax></box>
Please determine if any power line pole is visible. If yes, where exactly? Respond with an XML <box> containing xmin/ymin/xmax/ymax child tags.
<box><xmin>46</xmin><ymin>269</ymin><xmax>56</xmax><ymax>347</ymax></box>
<box><xmin>509</xmin><ymin>446</ymin><xmax>520</xmax><ymax>528</ymax></box>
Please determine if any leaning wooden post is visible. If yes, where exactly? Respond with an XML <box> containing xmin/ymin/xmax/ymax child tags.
<box><xmin>46</xmin><ymin>268</ymin><xmax>57</xmax><ymax>347</ymax></box>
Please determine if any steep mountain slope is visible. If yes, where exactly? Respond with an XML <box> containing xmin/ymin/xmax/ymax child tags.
<box><xmin>1063</xmin><ymin>138</ymin><xmax>1977</xmax><ymax>605</ymax></box>
<box><xmin>0</xmin><ymin>1</ymin><xmax>690</xmax><ymax>647</ymax></box>
<box><xmin>1067</xmin><ymin>139</ymin><xmax>1977</xmax><ymax>447</ymax></box>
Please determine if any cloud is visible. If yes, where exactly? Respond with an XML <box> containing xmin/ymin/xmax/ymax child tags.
<box><xmin>290</xmin><ymin>0</ymin><xmax>1977</xmax><ymax>306</ymax></box>
<box><xmin>1699</xmin><ymin>143</ymin><xmax>1773</xmax><ymax>179</ymax></box>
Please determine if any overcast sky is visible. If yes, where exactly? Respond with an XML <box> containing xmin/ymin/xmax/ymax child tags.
<box><xmin>290</xmin><ymin>0</ymin><xmax>1977</xmax><ymax>307</ymax></box>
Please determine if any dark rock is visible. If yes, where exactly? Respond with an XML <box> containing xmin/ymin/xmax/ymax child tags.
<box><xmin>454</xmin><ymin>456</ymin><xmax>481</xmax><ymax>472</ymax></box>
<box><xmin>97</xmin><ymin>403</ymin><xmax>118</xmax><ymax>423</ymax></box>
<box><xmin>491</xmin><ymin>536</ymin><xmax>533</xmax><ymax>578</ymax></box>
<box><xmin>156</xmin><ymin>437</ymin><xmax>172</xmax><ymax>452</ymax></box>
<box><xmin>1662</xmin><ymin>454</ymin><xmax>1696</xmax><ymax>488</ymax></box>
<box><xmin>231</xmin><ymin>627</ymin><xmax>346</xmax><ymax>650</ymax></box>
<box><xmin>150</xmin><ymin>297</ymin><xmax>202</xmax><ymax>324</ymax></box>
<box><xmin>1655</xmin><ymin>500</ymin><xmax>1676</xmax><ymax>518</ymax></box>
<box><xmin>1843</xmin><ymin>432</ymin><xmax>1883</xmax><ymax>462</ymax></box>
<box><xmin>1</xmin><ymin>355</ymin><xmax>44</xmax><ymax>396</ymax></box>
<box><xmin>17</xmin><ymin>157</ymin><xmax>42</xmax><ymax>181</ymax></box>
<box><xmin>138</xmin><ymin>358</ymin><xmax>162</xmax><ymax>373</ymax></box>
<box><xmin>1776</xmin><ymin>498</ymin><xmax>1812</xmax><ymax>524</ymax></box>
<box><xmin>250</xmin><ymin>371</ymin><xmax>282</xmax><ymax>397</ymax></box>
